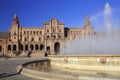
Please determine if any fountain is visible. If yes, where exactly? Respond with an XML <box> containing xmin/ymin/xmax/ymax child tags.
<box><xmin>17</xmin><ymin>3</ymin><xmax>120</xmax><ymax>80</ymax></box>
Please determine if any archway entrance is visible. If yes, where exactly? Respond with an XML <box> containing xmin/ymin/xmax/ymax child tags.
<box><xmin>30</xmin><ymin>44</ymin><xmax>34</xmax><ymax>51</ymax></box>
<box><xmin>40</xmin><ymin>44</ymin><xmax>44</xmax><ymax>51</ymax></box>
<box><xmin>25</xmin><ymin>45</ymin><xmax>28</xmax><ymax>51</ymax></box>
<box><xmin>35</xmin><ymin>44</ymin><xmax>39</xmax><ymax>50</ymax></box>
<box><xmin>54</xmin><ymin>42</ymin><xmax>60</xmax><ymax>54</ymax></box>
<box><xmin>13</xmin><ymin>45</ymin><xmax>16</xmax><ymax>51</ymax></box>
<box><xmin>8</xmin><ymin>45</ymin><xmax>11</xmax><ymax>51</ymax></box>
<box><xmin>47</xmin><ymin>46</ymin><xmax>50</xmax><ymax>55</ymax></box>
<box><xmin>19</xmin><ymin>45</ymin><xmax>23</xmax><ymax>51</ymax></box>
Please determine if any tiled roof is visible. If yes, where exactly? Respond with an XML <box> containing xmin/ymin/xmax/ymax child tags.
<box><xmin>0</xmin><ymin>32</ymin><xmax>9</xmax><ymax>39</ymax></box>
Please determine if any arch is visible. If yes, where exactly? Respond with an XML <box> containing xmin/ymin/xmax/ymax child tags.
<box><xmin>54</xmin><ymin>42</ymin><xmax>60</xmax><ymax>54</ymax></box>
<box><xmin>0</xmin><ymin>45</ymin><xmax>2</xmax><ymax>52</ymax></box>
<box><xmin>25</xmin><ymin>45</ymin><xmax>28</xmax><ymax>51</ymax></box>
<box><xmin>35</xmin><ymin>44</ymin><xmax>39</xmax><ymax>50</ymax></box>
<box><xmin>47</xmin><ymin>46</ymin><xmax>50</xmax><ymax>51</ymax></box>
<box><xmin>8</xmin><ymin>45</ymin><xmax>11</xmax><ymax>51</ymax></box>
<box><xmin>40</xmin><ymin>44</ymin><xmax>44</xmax><ymax>51</ymax></box>
<box><xmin>53</xmin><ymin>35</ymin><xmax>56</xmax><ymax>39</ymax></box>
<box><xmin>31</xmin><ymin>37</ymin><xmax>34</xmax><ymax>41</ymax></box>
<box><xmin>47</xmin><ymin>46</ymin><xmax>50</xmax><ymax>55</ymax></box>
<box><xmin>30</xmin><ymin>44</ymin><xmax>34</xmax><ymax>51</ymax></box>
<box><xmin>19</xmin><ymin>45</ymin><xmax>23</xmax><ymax>51</ymax></box>
<box><xmin>24</xmin><ymin>37</ymin><xmax>27</xmax><ymax>41</ymax></box>
<box><xmin>13</xmin><ymin>45</ymin><xmax>16</xmax><ymax>51</ymax></box>
<box><xmin>46</xmin><ymin>35</ymin><xmax>49</xmax><ymax>39</ymax></box>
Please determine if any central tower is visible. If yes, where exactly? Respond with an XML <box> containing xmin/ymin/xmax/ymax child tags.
<box><xmin>44</xmin><ymin>18</ymin><xmax>64</xmax><ymax>54</ymax></box>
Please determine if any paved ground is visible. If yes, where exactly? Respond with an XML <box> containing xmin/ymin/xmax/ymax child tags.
<box><xmin>0</xmin><ymin>58</ymin><xmax>42</xmax><ymax>80</ymax></box>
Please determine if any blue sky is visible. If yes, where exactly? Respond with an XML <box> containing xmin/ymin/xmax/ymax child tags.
<box><xmin>0</xmin><ymin>0</ymin><xmax>120</xmax><ymax>32</ymax></box>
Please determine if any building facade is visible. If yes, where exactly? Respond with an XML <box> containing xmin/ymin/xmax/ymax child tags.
<box><xmin>0</xmin><ymin>15</ymin><xmax>94</xmax><ymax>57</ymax></box>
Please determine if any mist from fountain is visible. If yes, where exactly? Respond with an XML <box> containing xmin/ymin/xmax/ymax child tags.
<box><xmin>61</xmin><ymin>3</ymin><xmax>120</xmax><ymax>55</ymax></box>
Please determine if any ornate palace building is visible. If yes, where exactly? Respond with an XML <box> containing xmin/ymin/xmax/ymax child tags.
<box><xmin>0</xmin><ymin>15</ymin><xmax>94</xmax><ymax>57</ymax></box>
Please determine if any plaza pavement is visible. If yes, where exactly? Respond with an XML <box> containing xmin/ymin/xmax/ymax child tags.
<box><xmin>0</xmin><ymin>58</ymin><xmax>42</xmax><ymax>80</ymax></box>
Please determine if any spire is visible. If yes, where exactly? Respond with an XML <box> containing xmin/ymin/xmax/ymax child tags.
<box><xmin>84</xmin><ymin>15</ymin><xmax>91</xmax><ymax>27</ymax></box>
<box><xmin>12</xmin><ymin>14</ymin><xmax>19</xmax><ymax>24</ymax></box>
<box><xmin>14</xmin><ymin>14</ymin><xmax>18</xmax><ymax>19</ymax></box>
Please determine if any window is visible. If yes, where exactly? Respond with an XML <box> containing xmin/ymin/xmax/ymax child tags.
<box><xmin>31</xmin><ymin>37</ymin><xmax>34</xmax><ymax>41</ymax></box>
<box><xmin>46</xmin><ymin>35</ymin><xmax>49</xmax><ymax>39</ymax></box>
<box><xmin>13</xmin><ymin>32</ymin><xmax>16</xmax><ymax>35</ymax></box>
<box><xmin>24</xmin><ymin>38</ymin><xmax>27</xmax><ymax>41</ymax></box>
<box><xmin>53</xmin><ymin>35</ymin><xmax>56</xmax><ymax>39</ymax></box>
<box><xmin>47</xmin><ymin>29</ymin><xmax>49</xmax><ymax>33</ymax></box>
<box><xmin>19</xmin><ymin>45</ymin><xmax>23</xmax><ymax>51</ymax></box>
<box><xmin>34</xmin><ymin>31</ymin><xmax>35</xmax><ymax>35</ymax></box>
<box><xmin>36</xmin><ymin>31</ymin><xmax>38</xmax><ymax>35</ymax></box>
<box><xmin>30</xmin><ymin>44</ymin><xmax>34</xmax><ymax>50</ymax></box>
<box><xmin>27</xmin><ymin>31</ymin><xmax>29</xmax><ymax>35</ymax></box>
<box><xmin>39</xmin><ymin>37</ymin><xmax>41</xmax><ymax>41</ymax></box>
<box><xmin>39</xmin><ymin>31</ymin><xmax>42</xmax><ymax>35</ymax></box>
<box><xmin>14</xmin><ymin>37</ymin><xmax>16</xmax><ymax>39</ymax></box>
<box><xmin>24</xmin><ymin>31</ymin><xmax>26</xmax><ymax>35</ymax></box>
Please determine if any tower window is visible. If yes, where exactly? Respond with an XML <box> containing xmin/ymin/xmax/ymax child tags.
<box><xmin>47</xmin><ymin>29</ymin><xmax>49</xmax><ymax>33</ymax></box>
<box><xmin>34</xmin><ymin>31</ymin><xmax>35</xmax><ymax>35</ymax></box>
<box><xmin>24</xmin><ymin>31</ymin><xmax>26</xmax><ymax>35</ymax></box>
<box><xmin>13</xmin><ymin>32</ymin><xmax>16</xmax><ymax>35</ymax></box>
<box><xmin>27</xmin><ymin>31</ymin><xmax>29</xmax><ymax>35</ymax></box>
<box><xmin>14</xmin><ymin>37</ymin><xmax>16</xmax><ymax>39</ymax></box>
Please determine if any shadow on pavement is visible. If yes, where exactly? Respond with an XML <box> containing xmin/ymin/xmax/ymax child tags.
<box><xmin>0</xmin><ymin>72</ymin><xmax>19</xmax><ymax>78</ymax></box>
